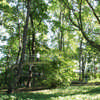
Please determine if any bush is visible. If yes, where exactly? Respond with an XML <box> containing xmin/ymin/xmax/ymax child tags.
<box><xmin>42</xmin><ymin>55</ymin><xmax>77</xmax><ymax>88</ymax></box>
<box><xmin>96</xmin><ymin>73</ymin><xmax>100</xmax><ymax>78</ymax></box>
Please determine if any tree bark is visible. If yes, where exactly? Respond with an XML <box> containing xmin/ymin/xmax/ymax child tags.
<box><xmin>82</xmin><ymin>54</ymin><xmax>85</xmax><ymax>81</ymax></box>
<box><xmin>16</xmin><ymin>23</ymin><xmax>22</xmax><ymax>64</ymax></box>
<box><xmin>30</xmin><ymin>15</ymin><xmax>35</xmax><ymax>61</ymax></box>
<box><xmin>16</xmin><ymin>2</ymin><xmax>22</xmax><ymax>64</ymax></box>
<box><xmin>27</xmin><ymin>65</ymin><xmax>32</xmax><ymax>87</ymax></box>
<box><xmin>79</xmin><ymin>37</ymin><xmax>83</xmax><ymax>81</ymax></box>
<box><xmin>27</xmin><ymin>14</ymin><xmax>35</xmax><ymax>87</ymax></box>
<box><xmin>18</xmin><ymin>0</ymin><xmax>30</xmax><ymax>75</ymax></box>
<box><xmin>28</xmin><ymin>35</ymin><xmax>32</xmax><ymax>62</ymax></box>
<box><xmin>11</xmin><ymin>0</ymin><xmax>31</xmax><ymax>92</ymax></box>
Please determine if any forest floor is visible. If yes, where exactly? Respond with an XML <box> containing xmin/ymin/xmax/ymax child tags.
<box><xmin>0</xmin><ymin>85</ymin><xmax>100</xmax><ymax>100</ymax></box>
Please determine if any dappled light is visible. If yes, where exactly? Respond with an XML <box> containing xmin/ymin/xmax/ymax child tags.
<box><xmin>0</xmin><ymin>0</ymin><xmax>100</xmax><ymax>99</ymax></box>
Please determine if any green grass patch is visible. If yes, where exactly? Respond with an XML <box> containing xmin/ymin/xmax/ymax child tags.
<box><xmin>0</xmin><ymin>86</ymin><xmax>100</xmax><ymax>100</ymax></box>
<box><xmin>88</xmin><ymin>78</ymin><xmax>100</xmax><ymax>83</ymax></box>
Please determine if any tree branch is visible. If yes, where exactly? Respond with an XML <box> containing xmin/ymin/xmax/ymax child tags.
<box><xmin>79</xmin><ymin>0</ymin><xmax>83</xmax><ymax>30</ymax></box>
<box><xmin>80</xmin><ymin>28</ymin><xmax>100</xmax><ymax>51</ymax></box>
<box><xmin>62</xmin><ymin>0</ymin><xmax>100</xmax><ymax>50</ymax></box>
<box><xmin>86</xmin><ymin>0</ymin><xmax>100</xmax><ymax>24</ymax></box>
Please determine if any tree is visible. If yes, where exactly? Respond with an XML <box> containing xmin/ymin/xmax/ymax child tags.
<box><xmin>60</xmin><ymin>0</ymin><xmax>100</xmax><ymax>50</ymax></box>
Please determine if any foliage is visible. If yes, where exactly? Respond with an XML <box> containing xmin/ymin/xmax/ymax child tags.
<box><xmin>0</xmin><ymin>0</ymin><xmax>100</xmax><ymax>93</ymax></box>
<box><xmin>42</xmin><ymin>54</ymin><xmax>77</xmax><ymax>88</ymax></box>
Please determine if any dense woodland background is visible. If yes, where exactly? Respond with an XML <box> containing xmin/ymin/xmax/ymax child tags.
<box><xmin>0</xmin><ymin>0</ymin><xmax>100</xmax><ymax>94</ymax></box>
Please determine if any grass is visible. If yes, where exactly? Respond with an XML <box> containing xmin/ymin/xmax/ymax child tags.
<box><xmin>88</xmin><ymin>78</ymin><xmax>100</xmax><ymax>83</ymax></box>
<box><xmin>0</xmin><ymin>85</ymin><xmax>100</xmax><ymax>100</ymax></box>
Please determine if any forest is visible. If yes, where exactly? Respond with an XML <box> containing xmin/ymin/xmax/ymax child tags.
<box><xmin>0</xmin><ymin>0</ymin><xmax>100</xmax><ymax>99</ymax></box>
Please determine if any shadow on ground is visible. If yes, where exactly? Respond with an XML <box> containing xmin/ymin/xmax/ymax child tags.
<box><xmin>0</xmin><ymin>86</ymin><xmax>100</xmax><ymax>100</ymax></box>
<box><xmin>83</xmin><ymin>87</ymin><xmax>100</xmax><ymax>95</ymax></box>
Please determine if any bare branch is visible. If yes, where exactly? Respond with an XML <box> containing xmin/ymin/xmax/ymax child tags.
<box><xmin>79</xmin><ymin>0</ymin><xmax>83</xmax><ymax>30</ymax></box>
<box><xmin>68</xmin><ymin>13</ymin><xmax>79</xmax><ymax>28</ymax></box>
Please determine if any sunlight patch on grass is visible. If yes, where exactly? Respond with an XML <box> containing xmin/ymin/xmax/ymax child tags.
<box><xmin>0</xmin><ymin>86</ymin><xmax>100</xmax><ymax>100</ymax></box>
<box><xmin>88</xmin><ymin>78</ymin><xmax>100</xmax><ymax>83</ymax></box>
<box><xmin>51</xmin><ymin>95</ymin><xmax>100</xmax><ymax>100</ymax></box>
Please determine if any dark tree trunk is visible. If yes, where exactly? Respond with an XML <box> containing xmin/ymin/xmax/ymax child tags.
<box><xmin>6</xmin><ymin>49</ymin><xmax>10</xmax><ymax>85</ymax></box>
<box><xmin>19</xmin><ymin>0</ymin><xmax>30</xmax><ymax>67</ymax></box>
<box><xmin>27</xmin><ymin>14</ymin><xmax>35</xmax><ymax>87</ymax></box>
<box><xmin>28</xmin><ymin>35</ymin><xmax>32</xmax><ymax>61</ymax></box>
<box><xmin>7</xmin><ymin>49</ymin><xmax>12</xmax><ymax>94</ymax></box>
<box><xmin>11</xmin><ymin>0</ymin><xmax>31</xmax><ymax>93</ymax></box>
<box><xmin>59</xmin><ymin>11</ymin><xmax>62</xmax><ymax>51</ymax></box>
<box><xmin>30</xmin><ymin>15</ymin><xmax>35</xmax><ymax>61</ymax></box>
<box><xmin>32</xmin><ymin>32</ymin><xmax>35</xmax><ymax>61</ymax></box>
<box><xmin>7</xmin><ymin>86</ymin><xmax>13</xmax><ymax>94</ymax></box>
<box><xmin>18</xmin><ymin>0</ymin><xmax>30</xmax><ymax>76</ymax></box>
<box><xmin>79</xmin><ymin>37</ymin><xmax>83</xmax><ymax>81</ymax></box>
<box><xmin>63</xmin><ymin>37</ymin><xmax>64</xmax><ymax>52</ymax></box>
<box><xmin>82</xmin><ymin>54</ymin><xmax>85</xmax><ymax>81</ymax></box>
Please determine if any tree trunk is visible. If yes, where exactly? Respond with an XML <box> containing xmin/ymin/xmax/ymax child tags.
<box><xmin>82</xmin><ymin>54</ymin><xmax>85</xmax><ymax>81</ymax></box>
<box><xmin>27</xmin><ymin>65</ymin><xmax>32</xmax><ymax>87</ymax></box>
<box><xmin>7</xmin><ymin>49</ymin><xmax>12</xmax><ymax>94</ymax></box>
<box><xmin>79</xmin><ymin>37</ymin><xmax>83</xmax><ymax>81</ymax></box>
<box><xmin>16</xmin><ymin>3</ymin><xmax>22</xmax><ymax>64</ymax></box>
<box><xmin>93</xmin><ymin>56</ymin><xmax>96</xmax><ymax>79</ymax></box>
<box><xmin>18</xmin><ymin>0</ymin><xmax>30</xmax><ymax>76</ymax></box>
<box><xmin>11</xmin><ymin>0</ymin><xmax>31</xmax><ymax>93</ymax></box>
<box><xmin>30</xmin><ymin>15</ymin><xmax>35</xmax><ymax>61</ymax></box>
<box><xmin>16</xmin><ymin>23</ymin><xmax>22</xmax><ymax>64</ymax></box>
<box><xmin>27</xmin><ymin>14</ymin><xmax>35</xmax><ymax>87</ymax></box>
<box><xmin>28</xmin><ymin>35</ymin><xmax>32</xmax><ymax>62</ymax></box>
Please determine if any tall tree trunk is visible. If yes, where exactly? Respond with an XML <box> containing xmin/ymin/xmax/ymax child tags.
<box><xmin>7</xmin><ymin>49</ymin><xmax>12</xmax><ymax>94</ymax></box>
<box><xmin>16</xmin><ymin>2</ymin><xmax>22</xmax><ymax>64</ymax></box>
<box><xmin>28</xmin><ymin>35</ymin><xmax>32</xmax><ymax>62</ymax></box>
<box><xmin>16</xmin><ymin>23</ymin><xmax>22</xmax><ymax>64</ymax></box>
<box><xmin>27</xmin><ymin>14</ymin><xmax>35</xmax><ymax>87</ymax></box>
<box><xmin>18</xmin><ymin>0</ymin><xmax>30</xmax><ymax>76</ymax></box>
<box><xmin>26</xmin><ymin>65</ymin><xmax>32</xmax><ymax>87</ymax></box>
<box><xmin>59</xmin><ymin>11</ymin><xmax>62</xmax><ymax>51</ymax></box>
<box><xmin>63</xmin><ymin>37</ymin><xmax>64</xmax><ymax>52</ymax></box>
<box><xmin>9</xmin><ymin>0</ymin><xmax>31</xmax><ymax>93</ymax></box>
<box><xmin>93</xmin><ymin>56</ymin><xmax>96</xmax><ymax>79</ymax></box>
<box><xmin>79</xmin><ymin>37</ymin><xmax>83</xmax><ymax>81</ymax></box>
<box><xmin>31</xmin><ymin>18</ymin><xmax>35</xmax><ymax>61</ymax></box>
<box><xmin>32</xmin><ymin>31</ymin><xmax>35</xmax><ymax>61</ymax></box>
<box><xmin>82</xmin><ymin>54</ymin><xmax>85</xmax><ymax>81</ymax></box>
<box><xmin>58</xmin><ymin>10</ymin><xmax>63</xmax><ymax>51</ymax></box>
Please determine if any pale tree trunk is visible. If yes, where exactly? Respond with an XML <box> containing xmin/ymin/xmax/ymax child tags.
<box><xmin>27</xmin><ymin>65</ymin><xmax>33</xmax><ymax>87</ymax></box>
<box><xmin>93</xmin><ymin>55</ymin><xmax>96</xmax><ymax>79</ymax></box>
<box><xmin>16</xmin><ymin>23</ymin><xmax>22</xmax><ymax>64</ymax></box>
<box><xmin>82</xmin><ymin>53</ymin><xmax>86</xmax><ymax>81</ymax></box>
<box><xmin>16</xmin><ymin>3</ymin><xmax>22</xmax><ymax>64</ymax></box>
<box><xmin>58</xmin><ymin>10</ymin><xmax>64</xmax><ymax>51</ymax></box>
